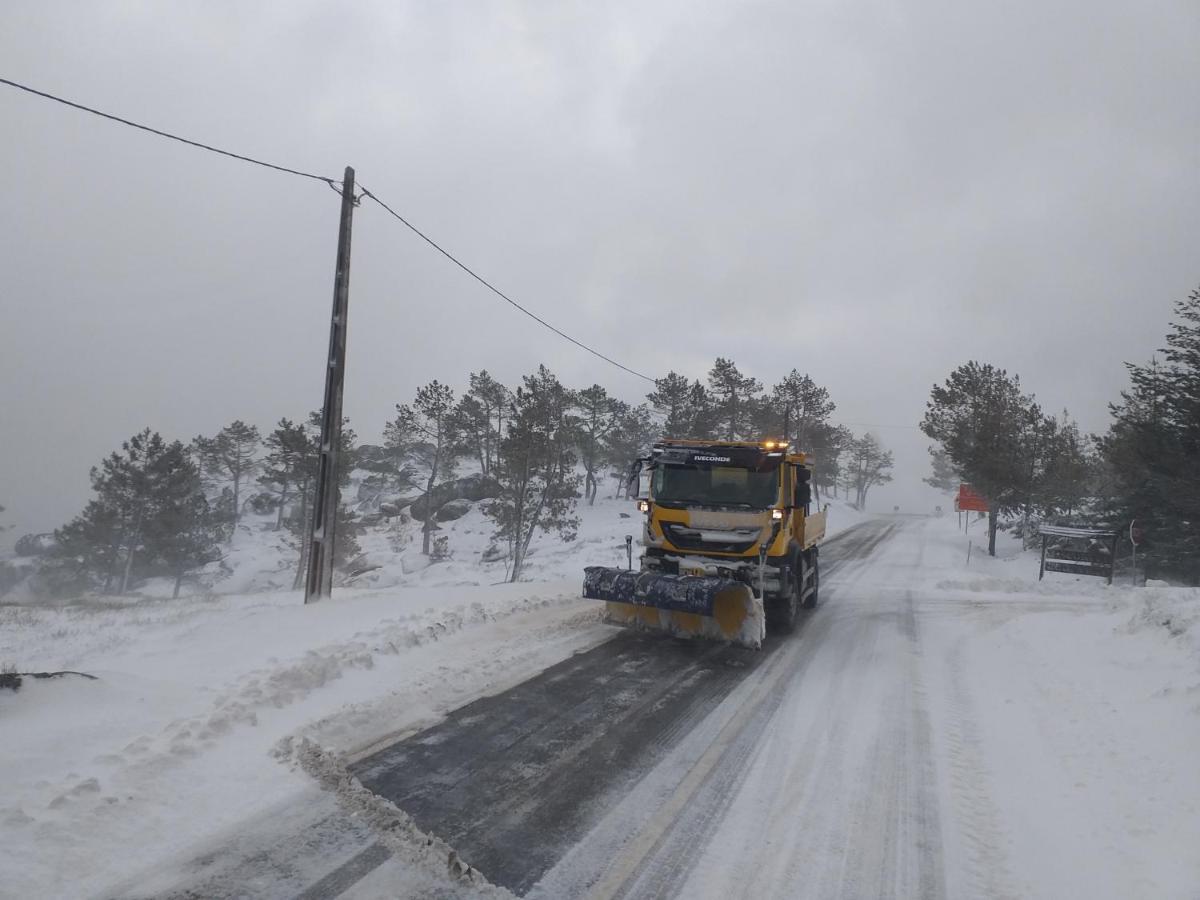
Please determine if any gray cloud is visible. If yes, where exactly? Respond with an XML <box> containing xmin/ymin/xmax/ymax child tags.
<box><xmin>2</xmin><ymin>0</ymin><xmax>1197</xmax><ymax>537</ymax></box>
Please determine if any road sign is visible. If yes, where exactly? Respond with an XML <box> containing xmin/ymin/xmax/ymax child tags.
<box><xmin>956</xmin><ymin>483</ymin><xmax>989</xmax><ymax>513</ymax></box>
<box><xmin>1130</xmin><ymin>520</ymin><xmax>1144</xmax><ymax>546</ymax></box>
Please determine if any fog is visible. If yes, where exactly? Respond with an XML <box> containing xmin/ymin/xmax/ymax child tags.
<box><xmin>2</xmin><ymin>0</ymin><xmax>1197</xmax><ymax>540</ymax></box>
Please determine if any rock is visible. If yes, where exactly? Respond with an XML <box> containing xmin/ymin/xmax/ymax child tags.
<box><xmin>379</xmin><ymin>494</ymin><xmax>419</xmax><ymax>518</ymax></box>
<box><xmin>354</xmin><ymin>444</ymin><xmax>398</xmax><ymax>473</ymax></box>
<box><xmin>409</xmin><ymin>474</ymin><xmax>502</xmax><ymax>521</ymax></box>
<box><xmin>14</xmin><ymin>533</ymin><xmax>57</xmax><ymax>557</ymax></box>
<box><xmin>355</xmin><ymin>473</ymin><xmax>391</xmax><ymax>503</ymax></box>
<box><xmin>435</xmin><ymin>499</ymin><xmax>472</xmax><ymax>522</ymax></box>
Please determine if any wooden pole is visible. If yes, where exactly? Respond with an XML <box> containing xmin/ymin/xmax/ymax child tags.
<box><xmin>305</xmin><ymin>166</ymin><xmax>356</xmax><ymax>603</ymax></box>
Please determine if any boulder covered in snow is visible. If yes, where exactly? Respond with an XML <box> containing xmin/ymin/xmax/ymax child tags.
<box><xmin>435</xmin><ymin>500</ymin><xmax>472</xmax><ymax>522</ymax></box>
<box><xmin>379</xmin><ymin>494</ymin><xmax>420</xmax><ymax>518</ymax></box>
<box><xmin>354</xmin><ymin>444</ymin><xmax>400</xmax><ymax>473</ymax></box>
<box><xmin>14</xmin><ymin>533</ymin><xmax>58</xmax><ymax>557</ymax></box>
<box><xmin>409</xmin><ymin>475</ymin><xmax>501</xmax><ymax>521</ymax></box>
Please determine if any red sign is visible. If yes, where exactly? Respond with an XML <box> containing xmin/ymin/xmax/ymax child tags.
<box><xmin>956</xmin><ymin>483</ymin><xmax>989</xmax><ymax>513</ymax></box>
<box><xmin>1130</xmin><ymin>520</ymin><xmax>1144</xmax><ymax>546</ymax></box>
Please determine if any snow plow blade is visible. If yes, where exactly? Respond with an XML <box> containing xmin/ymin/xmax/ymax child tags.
<box><xmin>583</xmin><ymin>566</ymin><xmax>765</xmax><ymax>649</ymax></box>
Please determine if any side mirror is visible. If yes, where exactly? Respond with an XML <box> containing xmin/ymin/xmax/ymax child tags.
<box><xmin>793</xmin><ymin>466</ymin><xmax>812</xmax><ymax>508</ymax></box>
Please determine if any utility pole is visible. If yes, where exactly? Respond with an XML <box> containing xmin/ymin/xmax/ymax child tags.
<box><xmin>305</xmin><ymin>166</ymin><xmax>356</xmax><ymax>603</ymax></box>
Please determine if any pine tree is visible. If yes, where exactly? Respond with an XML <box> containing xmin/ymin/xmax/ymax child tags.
<box><xmin>192</xmin><ymin>420</ymin><xmax>260</xmax><ymax>537</ymax></box>
<box><xmin>143</xmin><ymin>441</ymin><xmax>222</xmax><ymax>598</ymax></box>
<box><xmin>391</xmin><ymin>381</ymin><xmax>459</xmax><ymax>555</ymax></box>
<box><xmin>51</xmin><ymin>498</ymin><xmax>122</xmax><ymax>595</ymax></box>
<box><xmin>1098</xmin><ymin>286</ymin><xmax>1200</xmax><ymax>582</ymax></box>
<box><xmin>1038</xmin><ymin>413</ymin><xmax>1093</xmax><ymax>519</ymax></box>
<box><xmin>707</xmin><ymin>358</ymin><xmax>762</xmax><ymax>439</ymax></box>
<box><xmin>51</xmin><ymin>430</ymin><xmax>217</xmax><ymax>596</ymax></box>
<box><xmin>846</xmin><ymin>433</ymin><xmax>895</xmax><ymax>510</ymax></box>
<box><xmin>921</xmin><ymin>362</ymin><xmax>1038</xmax><ymax>556</ymax></box>
<box><xmin>259</xmin><ymin>419</ymin><xmax>311</xmax><ymax>530</ymax></box>
<box><xmin>771</xmin><ymin>370</ymin><xmax>837</xmax><ymax>450</ymax></box>
<box><xmin>574</xmin><ymin>384</ymin><xmax>623</xmax><ymax>505</ymax></box>
<box><xmin>285</xmin><ymin>413</ymin><xmax>359</xmax><ymax>588</ymax></box>
<box><xmin>646</xmin><ymin>371</ymin><xmax>693</xmax><ymax>439</ymax></box>
<box><xmin>486</xmin><ymin>366</ymin><xmax>581</xmax><ymax>581</ymax></box>
<box><xmin>923</xmin><ymin>447</ymin><xmax>960</xmax><ymax>494</ymax></box>
<box><xmin>604</xmin><ymin>404</ymin><xmax>658</xmax><ymax>498</ymax></box>
<box><xmin>808</xmin><ymin>422</ymin><xmax>853</xmax><ymax>500</ymax></box>
<box><xmin>453</xmin><ymin>371</ymin><xmax>511</xmax><ymax>475</ymax></box>
<box><xmin>687</xmin><ymin>380</ymin><xmax>718</xmax><ymax>440</ymax></box>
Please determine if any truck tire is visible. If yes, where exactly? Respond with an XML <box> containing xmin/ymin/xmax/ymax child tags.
<box><xmin>767</xmin><ymin>555</ymin><xmax>801</xmax><ymax>634</ymax></box>
<box><xmin>802</xmin><ymin>547</ymin><xmax>820</xmax><ymax>609</ymax></box>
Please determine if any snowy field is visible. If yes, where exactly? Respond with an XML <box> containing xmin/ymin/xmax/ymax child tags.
<box><xmin>2</xmin><ymin>506</ymin><xmax>1198</xmax><ymax>899</ymax></box>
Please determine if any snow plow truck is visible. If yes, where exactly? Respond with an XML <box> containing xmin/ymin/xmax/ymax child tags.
<box><xmin>583</xmin><ymin>439</ymin><xmax>826</xmax><ymax>649</ymax></box>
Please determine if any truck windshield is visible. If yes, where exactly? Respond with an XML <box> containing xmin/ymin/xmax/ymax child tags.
<box><xmin>652</xmin><ymin>464</ymin><xmax>779</xmax><ymax>509</ymax></box>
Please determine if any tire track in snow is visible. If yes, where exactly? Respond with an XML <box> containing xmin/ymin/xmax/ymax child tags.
<box><xmin>941</xmin><ymin>636</ymin><xmax>1019</xmax><ymax>899</ymax></box>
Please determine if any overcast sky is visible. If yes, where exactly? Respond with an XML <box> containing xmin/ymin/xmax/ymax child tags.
<box><xmin>2</xmin><ymin>0</ymin><xmax>1197</xmax><ymax>541</ymax></box>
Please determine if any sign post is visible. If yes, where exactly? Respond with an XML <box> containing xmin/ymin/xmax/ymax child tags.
<box><xmin>1129</xmin><ymin>519</ymin><xmax>1143</xmax><ymax>587</ymax></box>
<box><xmin>956</xmin><ymin>484</ymin><xmax>989</xmax><ymax>534</ymax></box>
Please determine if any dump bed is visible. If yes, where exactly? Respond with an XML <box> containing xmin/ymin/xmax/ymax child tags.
<box><xmin>800</xmin><ymin>509</ymin><xmax>826</xmax><ymax>549</ymax></box>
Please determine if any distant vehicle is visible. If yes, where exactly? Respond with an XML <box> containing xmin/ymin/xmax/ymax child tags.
<box><xmin>583</xmin><ymin>439</ymin><xmax>826</xmax><ymax>649</ymax></box>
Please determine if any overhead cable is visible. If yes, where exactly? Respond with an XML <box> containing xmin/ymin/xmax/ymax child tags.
<box><xmin>0</xmin><ymin>76</ymin><xmax>337</xmax><ymax>186</ymax></box>
<box><xmin>360</xmin><ymin>186</ymin><xmax>655</xmax><ymax>383</ymax></box>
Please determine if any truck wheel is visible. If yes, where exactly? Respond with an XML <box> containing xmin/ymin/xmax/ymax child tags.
<box><xmin>802</xmin><ymin>547</ymin><xmax>820</xmax><ymax>609</ymax></box>
<box><xmin>767</xmin><ymin>557</ymin><xmax>801</xmax><ymax>634</ymax></box>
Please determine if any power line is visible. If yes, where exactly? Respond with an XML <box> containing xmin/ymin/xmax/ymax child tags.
<box><xmin>841</xmin><ymin>421</ymin><xmax>922</xmax><ymax>430</ymax></box>
<box><xmin>360</xmin><ymin>186</ymin><xmax>656</xmax><ymax>383</ymax></box>
<box><xmin>0</xmin><ymin>76</ymin><xmax>337</xmax><ymax>187</ymax></box>
<box><xmin>1</xmin><ymin>75</ymin><xmax>654</xmax><ymax>383</ymax></box>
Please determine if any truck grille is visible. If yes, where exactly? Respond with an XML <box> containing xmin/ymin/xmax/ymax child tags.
<box><xmin>661</xmin><ymin>523</ymin><xmax>762</xmax><ymax>554</ymax></box>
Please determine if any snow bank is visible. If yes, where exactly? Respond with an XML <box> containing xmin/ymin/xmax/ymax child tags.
<box><xmin>0</xmin><ymin>579</ymin><xmax>613</xmax><ymax>898</ymax></box>
<box><xmin>909</xmin><ymin>516</ymin><xmax>1200</xmax><ymax>898</ymax></box>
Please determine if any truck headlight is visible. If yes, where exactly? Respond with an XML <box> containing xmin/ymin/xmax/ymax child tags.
<box><xmin>638</xmin><ymin>500</ymin><xmax>650</xmax><ymax>513</ymax></box>
<box><xmin>771</xmin><ymin>508</ymin><xmax>784</xmax><ymax>520</ymax></box>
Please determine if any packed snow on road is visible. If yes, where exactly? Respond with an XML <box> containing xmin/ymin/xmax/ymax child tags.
<box><xmin>2</xmin><ymin>506</ymin><xmax>1198</xmax><ymax>899</ymax></box>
